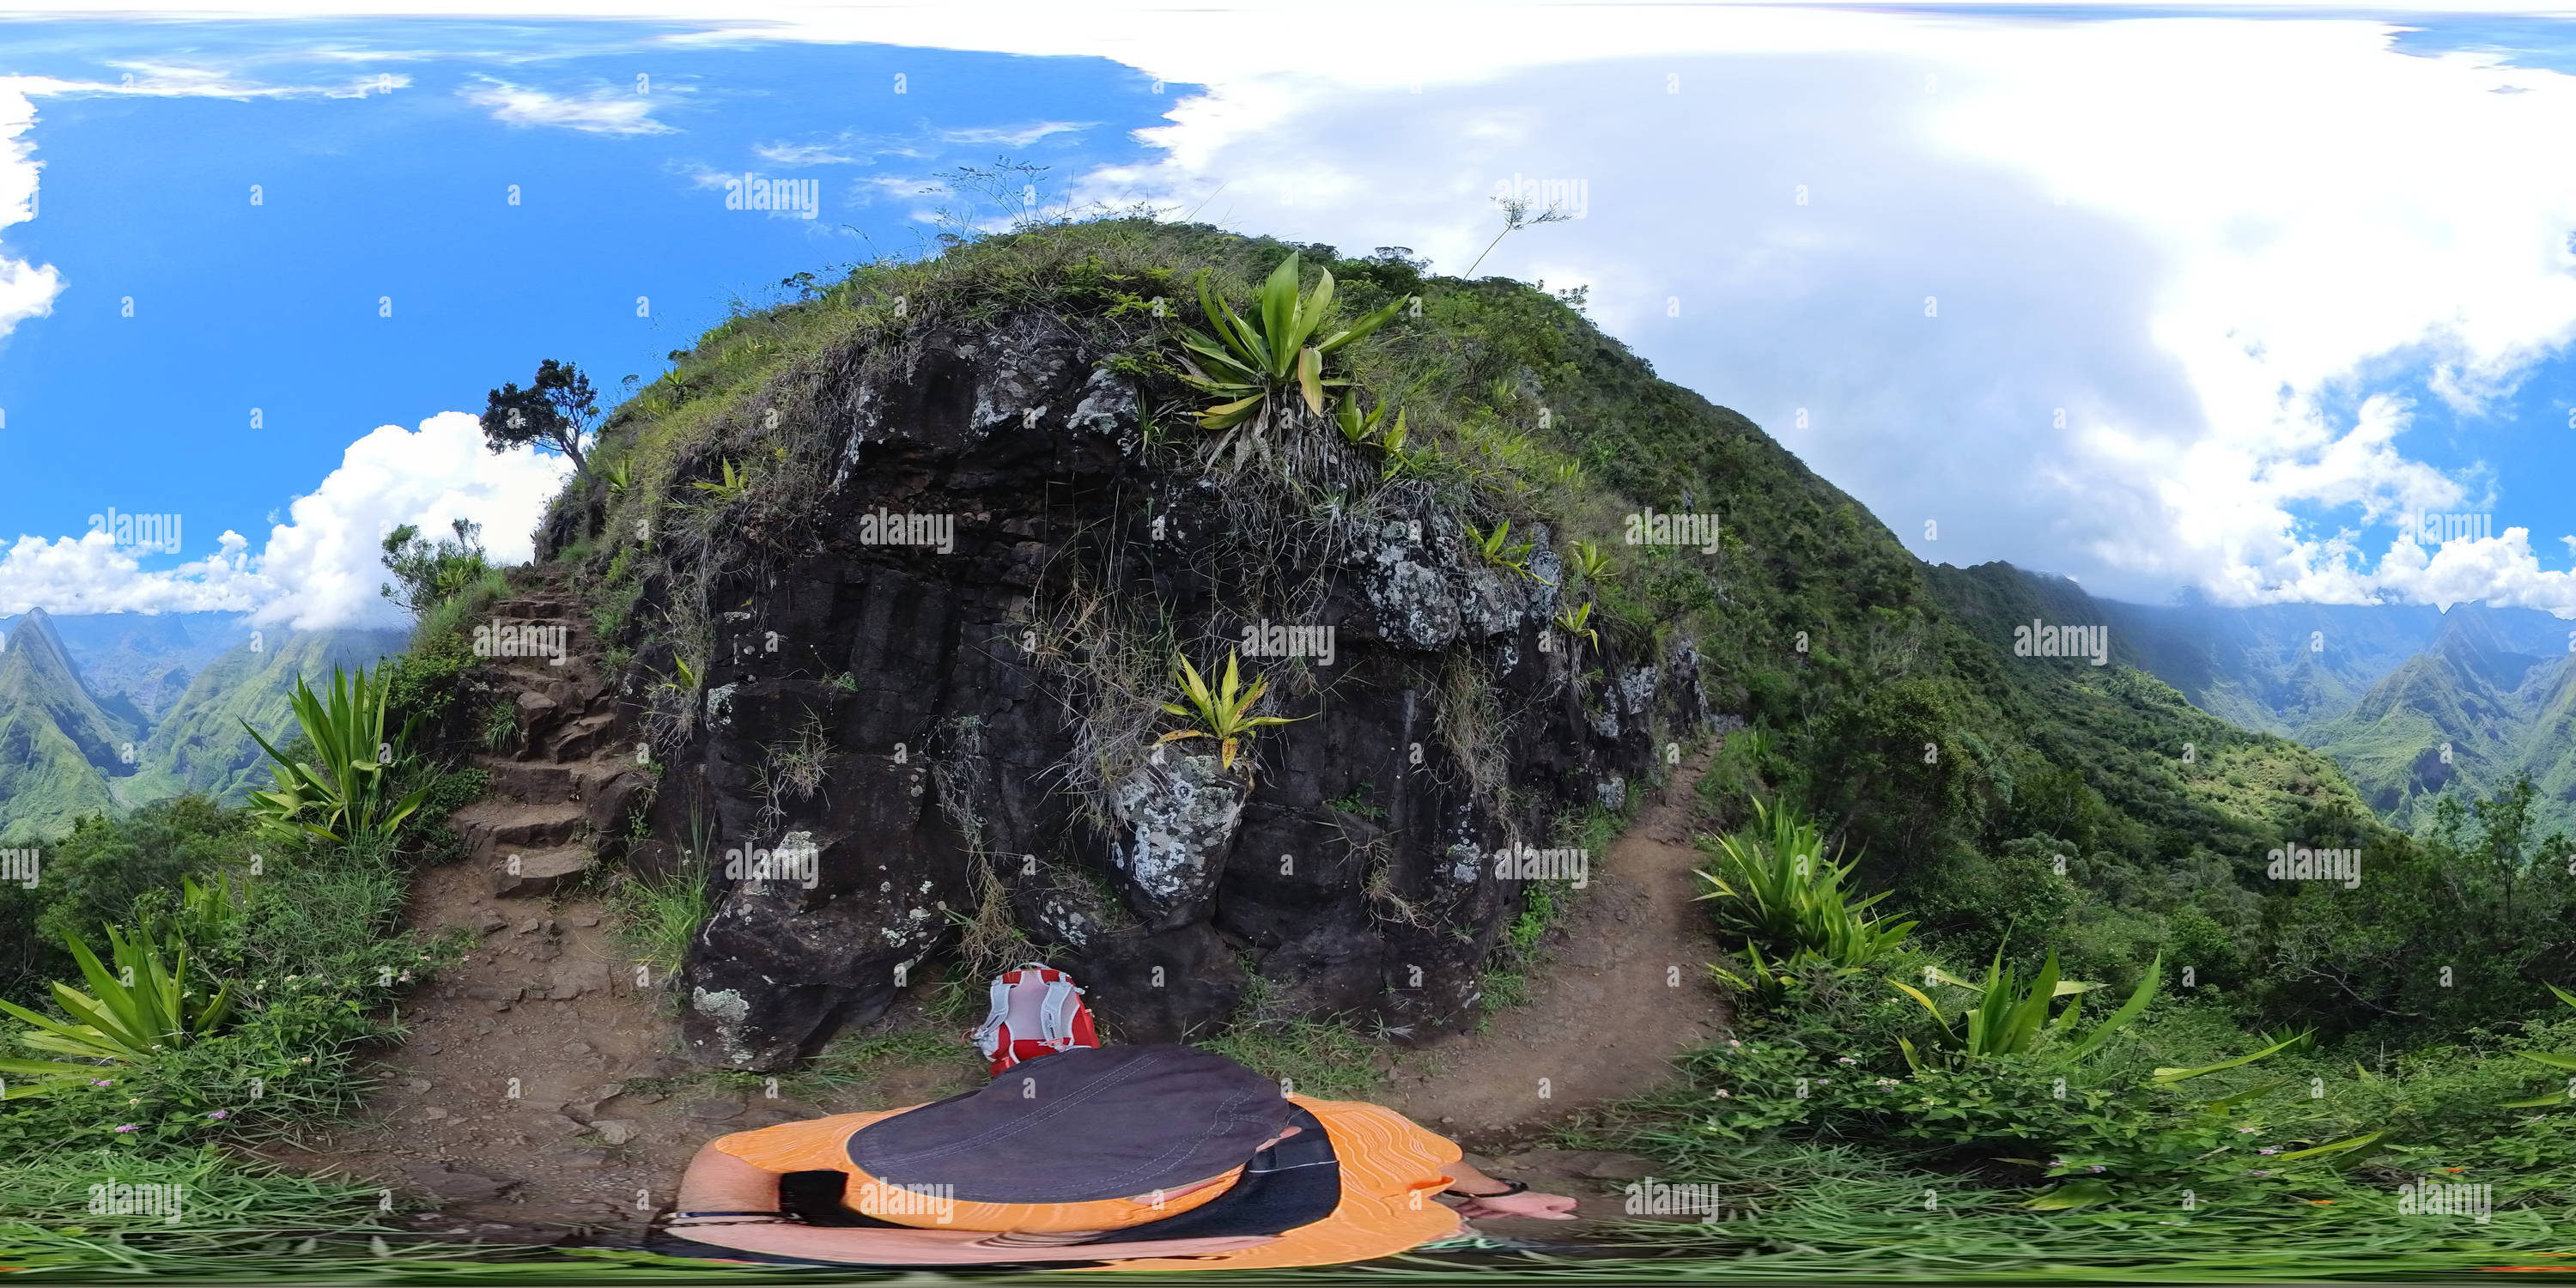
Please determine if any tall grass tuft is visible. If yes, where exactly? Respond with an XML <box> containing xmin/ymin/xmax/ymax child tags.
<box><xmin>1696</xmin><ymin>797</ymin><xmax>1912</xmax><ymax>970</ymax></box>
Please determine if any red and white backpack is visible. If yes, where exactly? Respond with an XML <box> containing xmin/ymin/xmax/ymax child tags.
<box><xmin>970</xmin><ymin>963</ymin><xmax>1100</xmax><ymax>1074</ymax></box>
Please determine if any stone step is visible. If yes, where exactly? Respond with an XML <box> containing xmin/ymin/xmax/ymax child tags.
<box><xmin>549</xmin><ymin>713</ymin><xmax>621</xmax><ymax>763</ymax></box>
<box><xmin>496</xmin><ymin>647</ymin><xmax>605</xmax><ymax>676</ymax></box>
<box><xmin>493</xmin><ymin>596</ymin><xmax>582</xmax><ymax>617</ymax></box>
<box><xmin>471</xmin><ymin>756</ymin><xmax>626</xmax><ymax>805</ymax></box>
<box><xmin>453</xmin><ymin>799</ymin><xmax>589</xmax><ymax>866</ymax></box>
<box><xmin>489</xmin><ymin>844</ymin><xmax>594</xmax><ymax>899</ymax></box>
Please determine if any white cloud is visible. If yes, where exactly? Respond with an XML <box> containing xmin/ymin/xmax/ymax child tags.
<box><xmin>0</xmin><ymin>413</ymin><xmax>571</xmax><ymax>629</ymax></box>
<box><xmin>755</xmin><ymin>140</ymin><xmax>859</xmax><ymax>166</ymax></box>
<box><xmin>249</xmin><ymin>411</ymin><xmax>573</xmax><ymax>629</ymax></box>
<box><xmin>0</xmin><ymin>87</ymin><xmax>62</xmax><ymax>346</ymax></box>
<box><xmin>463</xmin><ymin>77</ymin><xmax>674</xmax><ymax>135</ymax></box>
<box><xmin>10</xmin><ymin>2</ymin><xmax>2576</xmax><ymax>618</ymax></box>
<box><xmin>2368</xmin><ymin>527</ymin><xmax>2576</xmax><ymax>615</ymax></box>
<box><xmin>938</xmin><ymin>120</ymin><xmax>1093</xmax><ymax>148</ymax></box>
<box><xmin>0</xmin><ymin>529</ymin><xmax>264</xmax><ymax>617</ymax></box>
<box><xmin>896</xmin><ymin>7</ymin><xmax>2576</xmax><ymax>615</ymax></box>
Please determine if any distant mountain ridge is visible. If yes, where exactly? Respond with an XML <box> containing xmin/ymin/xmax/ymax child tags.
<box><xmin>0</xmin><ymin>610</ymin><xmax>137</xmax><ymax>841</ymax></box>
<box><xmin>1933</xmin><ymin>562</ymin><xmax>2576</xmax><ymax>835</ymax></box>
<box><xmin>0</xmin><ymin>609</ymin><xmax>405</xmax><ymax>841</ymax></box>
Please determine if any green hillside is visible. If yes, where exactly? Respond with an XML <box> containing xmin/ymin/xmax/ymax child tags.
<box><xmin>118</xmin><ymin>628</ymin><xmax>409</xmax><ymax>807</ymax></box>
<box><xmin>2308</xmin><ymin>605</ymin><xmax>2575</xmax><ymax>832</ymax></box>
<box><xmin>0</xmin><ymin>611</ymin><xmax>137</xmax><ymax>842</ymax></box>
<box><xmin>44</xmin><ymin>611</ymin><xmax>246</xmax><ymax>720</ymax></box>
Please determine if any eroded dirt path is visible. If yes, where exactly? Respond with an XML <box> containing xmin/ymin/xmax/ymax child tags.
<box><xmin>1376</xmin><ymin>750</ymin><xmax>1731</xmax><ymax>1235</ymax></box>
<box><xmin>252</xmin><ymin>572</ymin><xmax>987</xmax><ymax>1242</ymax></box>
<box><xmin>1380</xmin><ymin>750</ymin><xmax>1727</xmax><ymax>1142</ymax></box>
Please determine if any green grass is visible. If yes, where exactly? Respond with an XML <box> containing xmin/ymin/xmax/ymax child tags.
<box><xmin>1206</xmin><ymin>1017</ymin><xmax>1382</xmax><ymax>1102</ymax></box>
<box><xmin>1580</xmin><ymin>1139</ymin><xmax>2566</xmax><ymax>1282</ymax></box>
<box><xmin>788</xmin><ymin>1024</ymin><xmax>982</xmax><ymax>1103</ymax></box>
<box><xmin>602</xmin><ymin>864</ymin><xmax>712</xmax><ymax>996</ymax></box>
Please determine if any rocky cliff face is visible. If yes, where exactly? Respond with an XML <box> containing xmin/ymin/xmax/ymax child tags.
<box><xmin>585</xmin><ymin>309</ymin><xmax>1713</xmax><ymax>1071</ymax></box>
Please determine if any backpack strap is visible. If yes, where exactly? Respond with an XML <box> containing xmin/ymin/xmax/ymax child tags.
<box><xmin>1036</xmin><ymin>975</ymin><xmax>1083</xmax><ymax>1049</ymax></box>
<box><xmin>969</xmin><ymin>972</ymin><xmax>1016</xmax><ymax>1060</ymax></box>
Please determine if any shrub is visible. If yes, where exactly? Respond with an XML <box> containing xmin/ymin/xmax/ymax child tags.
<box><xmin>0</xmin><ymin>923</ymin><xmax>235</xmax><ymax>1092</ymax></box>
<box><xmin>244</xmin><ymin>665</ymin><xmax>433</xmax><ymax>848</ymax></box>
<box><xmin>1697</xmin><ymin>797</ymin><xmax>1913</xmax><ymax>970</ymax></box>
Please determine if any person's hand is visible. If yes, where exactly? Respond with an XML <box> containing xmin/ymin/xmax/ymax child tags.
<box><xmin>1455</xmin><ymin>1189</ymin><xmax>1581</xmax><ymax>1221</ymax></box>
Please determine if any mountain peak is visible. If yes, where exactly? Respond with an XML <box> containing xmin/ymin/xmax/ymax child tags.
<box><xmin>3</xmin><ymin>606</ymin><xmax>75</xmax><ymax>674</ymax></box>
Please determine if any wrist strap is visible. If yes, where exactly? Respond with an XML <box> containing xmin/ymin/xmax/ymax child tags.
<box><xmin>1444</xmin><ymin>1177</ymin><xmax>1528</xmax><ymax>1199</ymax></box>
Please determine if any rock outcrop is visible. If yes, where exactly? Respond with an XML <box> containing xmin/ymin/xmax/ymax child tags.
<box><xmin>582</xmin><ymin>308</ymin><xmax>1713</xmax><ymax>1070</ymax></box>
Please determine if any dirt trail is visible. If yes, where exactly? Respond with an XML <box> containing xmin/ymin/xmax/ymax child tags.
<box><xmin>1373</xmin><ymin>750</ymin><xmax>1732</xmax><ymax>1233</ymax></box>
<box><xmin>1380</xmin><ymin>750</ymin><xmax>1728</xmax><ymax>1143</ymax></box>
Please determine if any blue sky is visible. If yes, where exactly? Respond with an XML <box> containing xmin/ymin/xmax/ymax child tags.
<box><xmin>0</xmin><ymin>19</ymin><xmax>1181</xmax><ymax>623</ymax></box>
<box><xmin>8</xmin><ymin>3</ymin><xmax>2576</xmax><ymax>625</ymax></box>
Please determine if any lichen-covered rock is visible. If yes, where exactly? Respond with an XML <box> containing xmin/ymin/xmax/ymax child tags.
<box><xmin>1108</xmin><ymin>750</ymin><xmax>1249</xmax><ymax>931</ymax></box>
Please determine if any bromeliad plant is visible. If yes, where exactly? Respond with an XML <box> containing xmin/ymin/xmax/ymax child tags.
<box><xmin>1554</xmin><ymin>600</ymin><xmax>1601</xmax><ymax>651</ymax></box>
<box><xmin>1697</xmin><ymin>798</ymin><xmax>1914</xmax><ymax>970</ymax></box>
<box><xmin>1466</xmin><ymin>519</ymin><xmax>1545</xmax><ymax>581</ymax></box>
<box><xmin>1567</xmin><ymin>539</ymin><xmax>1615</xmax><ymax>586</ymax></box>
<box><xmin>1333</xmin><ymin>390</ymin><xmax>1425</xmax><ymax>479</ymax></box>
<box><xmin>690</xmin><ymin>458</ymin><xmax>749</xmax><ymax>503</ymax></box>
<box><xmin>244</xmin><ymin>663</ymin><xmax>432</xmax><ymax>847</ymax></box>
<box><xmin>1177</xmin><ymin>252</ymin><xmax>1406</xmax><ymax>469</ymax></box>
<box><xmin>1887</xmin><ymin>948</ymin><xmax>2162</xmax><ymax>1072</ymax></box>
<box><xmin>2504</xmin><ymin>983</ymin><xmax>2576</xmax><ymax>1106</ymax></box>
<box><xmin>0</xmin><ymin>925</ymin><xmax>236</xmax><ymax>1094</ymax></box>
<box><xmin>1158</xmin><ymin>649</ymin><xmax>1309</xmax><ymax>775</ymax></box>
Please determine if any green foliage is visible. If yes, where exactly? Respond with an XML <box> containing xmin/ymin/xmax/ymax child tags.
<box><xmin>143</xmin><ymin>872</ymin><xmax>253</xmax><ymax>955</ymax></box>
<box><xmin>1905</xmin><ymin>836</ymin><xmax>2082</xmax><ymax>968</ymax></box>
<box><xmin>376</xmin><ymin>519</ymin><xmax>491</xmax><ymax>619</ymax></box>
<box><xmin>1176</xmin><ymin>252</ymin><xmax>1405</xmax><ymax>466</ymax></box>
<box><xmin>243</xmin><ymin>665</ymin><xmax>432</xmax><ymax>848</ymax></box>
<box><xmin>0</xmin><ymin>924</ymin><xmax>234</xmax><ymax>1091</ymax></box>
<box><xmin>1697</xmin><ymin>797</ymin><xmax>1913</xmax><ymax>970</ymax></box>
<box><xmin>1566</xmin><ymin>538</ymin><xmax>1615</xmax><ymax>586</ymax></box>
<box><xmin>480</xmin><ymin>357</ymin><xmax>597</xmax><ymax>473</ymax></box>
<box><xmin>1205</xmin><ymin>1011</ymin><xmax>1382</xmax><ymax>1102</ymax></box>
<box><xmin>477</xmin><ymin>696</ymin><xmax>519</xmax><ymax>753</ymax></box>
<box><xmin>1887</xmin><ymin>947</ymin><xmax>2161</xmax><ymax>1072</ymax></box>
<box><xmin>1464</xmin><ymin>519</ymin><xmax>1542</xmax><ymax>580</ymax></box>
<box><xmin>2257</xmin><ymin>774</ymin><xmax>2576</xmax><ymax>1039</ymax></box>
<box><xmin>1157</xmin><ymin>649</ymin><xmax>1307</xmax><ymax>773</ymax></box>
<box><xmin>1331</xmin><ymin>389</ymin><xmax>1423</xmax><ymax>478</ymax></box>
<box><xmin>605</xmin><ymin>865</ymin><xmax>710</xmax><ymax>997</ymax></box>
<box><xmin>1553</xmin><ymin>599</ymin><xmax>1600</xmax><ymax>649</ymax></box>
<box><xmin>0</xmin><ymin>796</ymin><xmax>250</xmax><ymax>1007</ymax></box>
<box><xmin>689</xmin><ymin>456</ymin><xmax>749</xmax><ymax>502</ymax></box>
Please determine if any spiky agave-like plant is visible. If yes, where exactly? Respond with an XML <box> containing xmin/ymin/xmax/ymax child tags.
<box><xmin>1176</xmin><ymin>252</ymin><xmax>1406</xmax><ymax>471</ymax></box>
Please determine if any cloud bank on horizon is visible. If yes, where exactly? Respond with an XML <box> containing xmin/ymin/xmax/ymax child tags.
<box><xmin>4</xmin><ymin>3</ymin><xmax>2576</xmax><ymax>623</ymax></box>
<box><xmin>0</xmin><ymin>412</ymin><xmax>568</xmax><ymax>627</ymax></box>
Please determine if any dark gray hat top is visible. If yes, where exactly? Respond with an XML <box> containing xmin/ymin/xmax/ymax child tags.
<box><xmin>846</xmin><ymin>1043</ymin><xmax>1291</xmax><ymax>1204</ymax></box>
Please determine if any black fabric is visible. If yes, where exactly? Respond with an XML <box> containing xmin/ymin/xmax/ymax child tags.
<box><xmin>1071</xmin><ymin>1103</ymin><xmax>1340</xmax><ymax>1242</ymax></box>
<box><xmin>757</xmin><ymin>1103</ymin><xmax>1340</xmax><ymax>1246</ymax></box>
<box><xmin>845</xmin><ymin>1044</ymin><xmax>1292</xmax><ymax>1203</ymax></box>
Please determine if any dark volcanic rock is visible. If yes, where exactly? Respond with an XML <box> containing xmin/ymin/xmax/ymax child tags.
<box><xmin>628</xmin><ymin>307</ymin><xmax>1710</xmax><ymax>1070</ymax></box>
